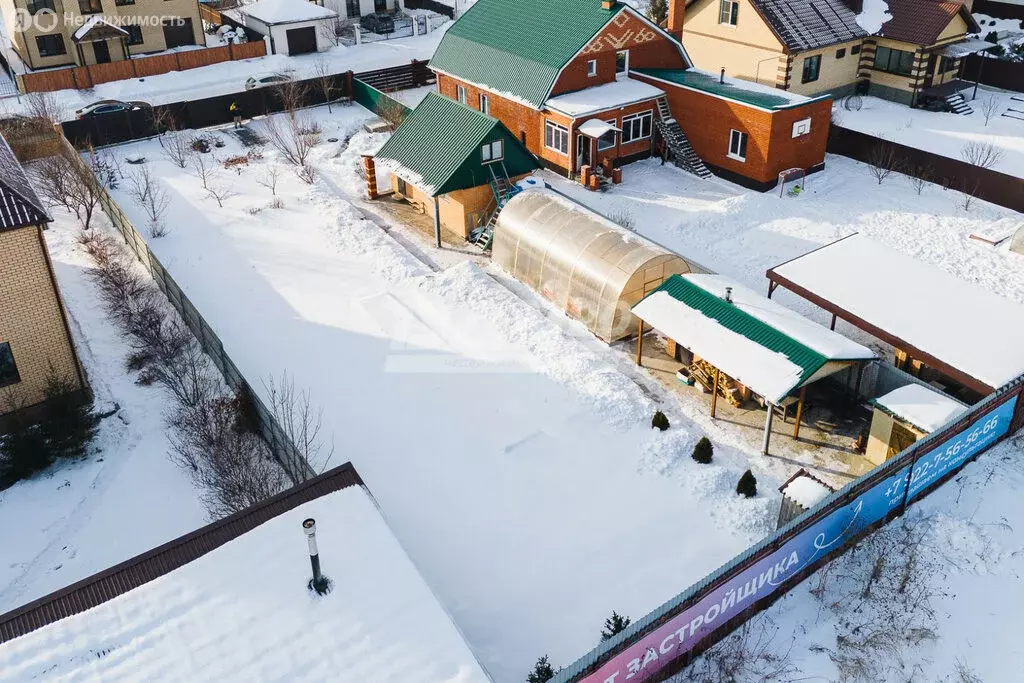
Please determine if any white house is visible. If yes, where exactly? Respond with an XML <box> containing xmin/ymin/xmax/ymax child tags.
<box><xmin>323</xmin><ymin>0</ymin><xmax>399</xmax><ymax>21</ymax></box>
<box><xmin>227</xmin><ymin>0</ymin><xmax>339</xmax><ymax>55</ymax></box>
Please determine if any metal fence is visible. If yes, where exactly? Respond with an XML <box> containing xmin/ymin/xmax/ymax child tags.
<box><xmin>351</xmin><ymin>78</ymin><xmax>412</xmax><ymax>119</ymax></box>
<box><xmin>964</xmin><ymin>54</ymin><xmax>1024</xmax><ymax>93</ymax></box>
<box><xmin>552</xmin><ymin>373</ymin><xmax>1024</xmax><ymax>683</ymax></box>
<box><xmin>58</xmin><ymin>135</ymin><xmax>315</xmax><ymax>484</ymax></box>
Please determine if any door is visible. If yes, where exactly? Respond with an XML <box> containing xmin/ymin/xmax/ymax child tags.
<box><xmin>162</xmin><ymin>18</ymin><xmax>195</xmax><ymax>49</ymax></box>
<box><xmin>285</xmin><ymin>26</ymin><xmax>317</xmax><ymax>55</ymax></box>
<box><xmin>92</xmin><ymin>40</ymin><xmax>110</xmax><ymax>64</ymax></box>
<box><xmin>923</xmin><ymin>54</ymin><xmax>937</xmax><ymax>88</ymax></box>
<box><xmin>346</xmin><ymin>0</ymin><xmax>361</xmax><ymax>17</ymax></box>
<box><xmin>576</xmin><ymin>134</ymin><xmax>591</xmax><ymax>169</ymax></box>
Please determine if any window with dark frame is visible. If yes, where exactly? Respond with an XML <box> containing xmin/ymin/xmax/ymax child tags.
<box><xmin>851</xmin><ymin>44</ymin><xmax>860</xmax><ymax>55</ymax></box>
<box><xmin>835</xmin><ymin>48</ymin><xmax>846</xmax><ymax>59</ymax></box>
<box><xmin>597</xmin><ymin>120</ymin><xmax>617</xmax><ymax>151</ymax></box>
<box><xmin>35</xmin><ymin>33</ymin><xmax>66</xmax><ymax>57</ymax></box>
<box><xmin>801</xmin><ymin>55</ymin><xmax>821</xmax><ymax>83</ymax></box>
<box><xmin>26</xmin><ymin>0</ymin><xmax>56</xmax><ymax>13</ymax></box>
<box><xmin>374</xmin><ymin>0</ymin><xmax>387</xmax><ymax>11</ymax></box>
<box><xmin>0</xmin><ymin>343</ymin><xmax>20</xmax><ymax>388</ymax></box>
<box><xmin>872</xmin><ymin>46</ymin><xmax>915</xmax><ymax>76</ymax></box>
<box><xmin>620</xmin><ymin>111</ymin><xmax>652</xmax><ymax>143</ymax></box>
<box><xmin>78</xmin><ymin>0</ymin><xmax>102</xmax><ymax>14</ymax></box>
<box><xmin>728</xmin><ymin>129</ymin><xmax>747</xmax><ymax>161</ymax></box>
<box><xmin>481</xmin><ymin>139</ymin><xmax>503</xmax><ymax>163</ymax></box>
<box><xmin>718</xmin><ymin>0</ymin><xmax>738</xmax><ymax>25</ymax></box>
<box><xmin>125</xmin><ymin>25</ymin><xmax>144</xmax><ymax>46</ymax></box>
<box><xmin>115</xmin><ymin>0</ymin><xmax>136</xmax><ymax>6</ymax></box>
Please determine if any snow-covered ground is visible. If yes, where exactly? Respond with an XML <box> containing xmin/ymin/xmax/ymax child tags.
<box><xmin>0</xmin><ymin>28</ymin><xmax>448</xmax><ymax>122</ymax></box>
<box><xmin>392</xmin><ymin>84</ymin><xmax>436</xmax><ymax>108</ymax></box>
<box><xmin>0</xmin><ymin>205</ymin><xmax>206</xmax><ymax>615</ymax></box>
<box><xmin>95</xmin><ymin>107</ymin><xmax>771</xmax><ymax>682</ymax></box>
<box><xmin>834</xmin><ymin>87</ymin><xmax>1024</xmax><ymax>178</ymax></box>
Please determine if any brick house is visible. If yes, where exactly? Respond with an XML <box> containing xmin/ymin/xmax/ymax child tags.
<box><xmin>0</xmin><ymin>0</ymin><xmax>205</xmax><ymax>70</ymax></box>
<box><xmin>429</xmin><ymin>0</ymin><xmax>832</xmax><ymax>190</ymax></box>
<box><xmin>0</xmin><ymin>135</ymin><xmax>86</xmax><ymax>428</ymax></box>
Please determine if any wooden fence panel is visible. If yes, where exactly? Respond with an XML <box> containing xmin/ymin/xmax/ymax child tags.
<box><xmin>20</xmin><ymin>68</ymin><xmax>77</xmax><ymax>93</ymax></box>
<box><xmin>133</xmin><ymin>53</ymin><xmax>179</xmax><ymax>78</ymax></box>
<box><xmin>84</xmin><ymin>60</ymin><xmax>136</xmax><ymax>86</ymax></box>
<box><xmin>232</xmin><ymin>41</ymin><xmax>267</xmax><ymax>59</ymax></box>
<box><xmin>178</xmin><ymin>46</ymin><xmax>229</xmax><ymax>70</ymax></box>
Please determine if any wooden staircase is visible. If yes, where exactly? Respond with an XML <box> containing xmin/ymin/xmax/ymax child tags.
<box><xmin>944</xmin><ymin>92</ymin><xmax>974</xmax><ymax>115</ymax></box>
<box><xmin>654</xmin><ymin>96</ymin><xmax>712</xmax><ymax>179</ymax></box>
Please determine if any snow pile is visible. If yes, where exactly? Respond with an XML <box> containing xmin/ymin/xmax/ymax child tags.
<box><xmin>874</xmin><ymin>384</ymin><xmax>966</xmax><ymax>433</ymax></box>
<box><xmin>0</xmin><ymin>487</ymin><xmax>490</xmax><ymax>683</ymax></box>
<box><xmin>856</xmin><ymin>0</ymin><xmax>892</xmax><ymax>34</ymax></box>
<box><xmin>230</xmin><ymin>0</ymin><xmax>337</xmax><ymax>23</ymax></box>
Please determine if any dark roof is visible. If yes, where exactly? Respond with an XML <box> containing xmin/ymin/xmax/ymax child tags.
<box><xmin>375</xmin><ymin>93</ymin><xmax>540</xmax><ymax>196</ymax></box>
<box><xmin>430</xmin><ymin>0</ymin><xmax>626</xmax><ymax>107</ymax></box>
<box><xmin>0</xmin><ymin>462</ymin><xmax>364</xmax><ymax>644</ymax></box>
<box><xmin>876</xmin><ymin>0</ymin><xmax>979</xmax><ymax>46</ymax></box>
<box><xmin>750</xmin><ymin>0</ymin><xmax>868</xmax><ymax>51</ymax></box>
<box><xmin>635</xmin><ymin>68</ymin><xmax>821</xmax><ymax>110</ymax></box>
<box><xmin>0</xmin><ymin>134</ymin><xmax>49</xmax><ymax>232</ymax></box>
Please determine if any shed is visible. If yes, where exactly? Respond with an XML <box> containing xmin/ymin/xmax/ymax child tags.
<box><xmin>865</xmin><ymin>384</ymin><xmax>967</xmax><ymax>466</ymax></box>
<box><xmin>491</xmin><ymin>189</ymin><xmax>694</xmax><ymax>342</ymax></box>
<box><xmin>776</xmin><ymin>469</ymin><xmax>834</xmax><ymax>529</ymax></box>
<box><xmin>226</xmin><ymin>0</ymin><xmax>338</xmax><ymax>55</ymax></box>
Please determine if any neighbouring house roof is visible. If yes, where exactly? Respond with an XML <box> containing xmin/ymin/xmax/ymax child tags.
<box><xmin>431</xmin><ymin>0</ymin><xmax>645</xmax><ymax>108</ymax></box>
<box><xmin>750</xmin><ymin>0</ymin><xmax>868</xmax><ymax>51</ymax></box>
<box><xmin>766</xmin><ymin>234</ymin><xmax>1024</xmax><ymax>393</ymax></box>
<box><xmin>873</xmin><ymin>384</ymin><xmax>967</xmax><ymax>433</ymax></box>
<box><xmin>633</xmin><ymin>68</ymin><xmax>819</xmax><ymax>111</ymax></box>
<box><xmin>632</xmin><ymin>274</ymin><xmax>873</xmax><ymax>403</ymax></box>
<box><xmin>231</xmin><ymin>0</ymin><xmax>337</xmax><ymax>24</ymax></box>
<box><xmin>72</xmin><ymin>16</ymin><xmax>129</xmax><ymax>43</ymax></box>
<box><xmin>544</xmin><ymin>78</ymin><xmax>664</xmax><ymax>117</ymax></box>
<box><xmin>0</xmin><ymin>134</ymin><xmax>49</xmax><ymax>232</ymax></box>
<box><xmin>0</xmin><ymin>463</ymin><xmax>490</xmax><ymax>683</ymax></box>
<box><xmin>875</xmin><ymin>0</ymin><xmax>979</xmax><ymax>46</ymax></box>
<box><xmin>374</xmin><ymin>92</ymin><xmax>540</xmax><ymax>196</ymax></box>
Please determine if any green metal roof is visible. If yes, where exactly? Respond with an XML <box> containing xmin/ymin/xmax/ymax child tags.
<box><xmin>645</xmin><ymin>275</ymin><xmax>829</xmax><ymax>385</ymax></box>
<box><xmin>374</xmin><ymin>93</ymin><xmax>540</xmax><ymax>196</ymax></box>
<box><xmin>634</xmin><ymin>68</ymin><xmax>823</xmax><ymax>110</ymax></box>
<box><xmin>430</xmin><ymin>0</ymin><xmax>624</xmax><ymax>108</ymax></box>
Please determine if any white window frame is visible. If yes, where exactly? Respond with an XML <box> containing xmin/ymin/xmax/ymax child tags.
<box><xmin>728</xmin><ymin>129</ymin><xmax>747</xmax><ymax>162</ymax></box>
<box><xmin>481</xmin><ymin>139</ymin><xmax>503</xmax><ymax>163</ymax></box>
<box><xmin>620</xmin><ymin>110</ymin><xmax>652</xmax><ymax>144</ymax></box>
<box><xmin>587</xmin><ymin>59</ymin><xmax>598</xmax><ymax>77</ymax></box>
<box><xmin>479</xmin><ymin>93</ymin><xmax>490</xmax><ymax>115</ymax></box>
<box><xmin>596</xmin><ymin>119</ymin><xmax>617</xmax><ymax>151</ymax></box>
<box><xmin>615</xmin><ymin>50</ymin><xmax>629</xmax><ymax>77</ymax></box>
<box><xmin>719</xmin><ymin>0</ymin><xmax>738</xmax><ymax>26</ymax></box>
<box><xmin>544</xmin><ymin>120</ymin><xmax>569</xmax><ymax>155</ymax></box>
<box><xmin>456</xmin><ymin>85</ymin><xmax>467</xmax><ymax>105</ymax></box>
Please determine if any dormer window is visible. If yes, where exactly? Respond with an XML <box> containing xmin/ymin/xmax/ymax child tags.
<box><xmin>615</xmin><ymin>50</ymin><xmax>629</xmax><ymax>76</ymax></box>
<box><xmin>719</xmin><ymin>0</ymin><xmax>738</xmax><ymax>25</ymax></box>
<box><xmin>481</xmin><ymin>140</ymin><xmax>503</xmax><ymax>163</ymax></box>
<box><xmin>587</xmin><ymin>59</ymin><xmax>598</xmax><ymax>77</ymax></box>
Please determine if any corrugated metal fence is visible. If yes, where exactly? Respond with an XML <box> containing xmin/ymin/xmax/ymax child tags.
<box><xmin>552</xmin><ymin>372</ymin><xmax>1024</xmax><ymax>683</ymax></box>
<box><xmin>59</xmin><ymin>135</ymin><xmax>315</xmax><ymax>484</ymax></box>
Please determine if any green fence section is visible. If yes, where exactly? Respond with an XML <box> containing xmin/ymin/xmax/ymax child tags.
<box><xmin>352</xmin><ymin>78</ymin><xmax>412</xmax><ymax>120</ymax></box>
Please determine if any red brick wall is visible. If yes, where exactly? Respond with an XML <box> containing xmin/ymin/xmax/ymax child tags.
<box><xmin>576</xmin><ymin>101</ymin><xmax>658</xmax><ymax>168</ymax></box>
<box><xmin>552</xmin><ymin>10</ymin><xmax>688</xmax><ymax>96</ymax></box>
<box><xmin>631</xmin><ymin>73</ymin><xmax>829</xmax><ymax>183</ymax></box>
<box><xmin>436</xmin><ymin>73</ymin><xmax>545</xmax><ymax>151</ymax></box>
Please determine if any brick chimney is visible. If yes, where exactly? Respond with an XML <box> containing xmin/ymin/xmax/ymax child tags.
<box><xmin>601</xmin><ymin>0</ymin><xmax>616</xmax><ymax>9</ymax></box>
<box><xmin>668</xmin><ymin>0</ymin><xmax>685</xmax><ymax>38</ymax></box>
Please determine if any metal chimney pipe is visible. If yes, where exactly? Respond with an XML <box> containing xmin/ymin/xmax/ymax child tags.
<box><xmin>725</xmin><ymin>286</ymin><xmax>733</xmax><ymax>303</ymax></box>
<box><xmin>302</xmin><ymin>518</ymin><xmax>322</xmax><ymax>585</ymax></box>
<box><xmin>720</xmin><ymin>68</ymin><xmax>725</xmax><ymax>84</ymax></box>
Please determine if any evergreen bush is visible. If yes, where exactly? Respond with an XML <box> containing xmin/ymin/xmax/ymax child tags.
<box><xmin>647</xmin><ymin>0</ymin><xmax>668</xmax><ymax>25</ymax></box>
<box><xmin>736</xmin><ymin>469</ymin><xmax>757</xmax><ymax>498</ymax></box>
<box><xmin>38</xmin><ymin>369</ymin><xmax>97</xmax><ymax>460</ymax></box>
<box><xmin>0</xmin><ymin>415</ymin><xmax>53</xmax><ymax>489</ymax></box>
<box><xmin>691</xmin><ymin>436</ymin><xmax>713</xmax><ymax>464</ymax></box>
<box><xmin>601</xmin><ymin>611</ymin><xmax>632</xmax><ymax>641</ymax></box>
<box><xmin>527</xmin><ymin>655</ymin><xmax>555</xmax><ymax>683</ymax></box>
<box><xmin>651</xmin><ymin>410</ymin><xmax>670</xmax><ymax>431</ymax></box>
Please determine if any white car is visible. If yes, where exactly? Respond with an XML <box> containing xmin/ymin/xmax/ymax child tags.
<box><xmin>244</xmin><ymin>74</ymin><xmax>292</xmax><ymax>90</ymax></box>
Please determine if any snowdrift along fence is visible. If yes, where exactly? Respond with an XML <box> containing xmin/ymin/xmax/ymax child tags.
<box><xmin>17</xmin><ymin>42</ymin><xmax>266</xmax><ymax>94</ymax></box>
<box><xmin>56</xmin><ymin>134</ymin><xmax>315</xmax><ymax>485</ymax></box>
<box><xmin>552</xmin><ymin>374</ymin><xmax>1024</xmax><ymax>683</ymax></box>
<box><xmin>828</xmin><ymin>125</ymin><xmax>1024</xmax><ymax>213</ymax></box>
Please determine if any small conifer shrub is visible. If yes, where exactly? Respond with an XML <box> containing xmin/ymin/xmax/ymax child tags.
<box><xmin>527</xmin><ymin>655</ymin><xmax>555</xmax><ymax>683</ymax></box>
<box><xmin>651</xmin><ymin>410</ymin><xmax>670</xmax><ymax>431</ymax></box>
<box><xmin>736</xmin><ymin>469</ymin><xmax>758</xmax><ymax>498</ymax></box>
<box><xmin>601</xmin><ymin>611</ymin><xmax>632</xmax><ymax>641</ymax></box>
<box><xmin>691</xmin><ymin>436</ymin><xmax>713</xmax><ymax>464</ymax></box>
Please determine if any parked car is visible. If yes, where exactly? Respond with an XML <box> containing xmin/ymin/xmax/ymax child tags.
<box><xmin>245</xmin><ymin>74</ymin><xmax>292</xmax><ymax>90</ymax></box>
<box><xmin>75</xmin><ymin>100</ymin><xmax>150</xmax><ymax>119</ymax></box>
<box><xmin>360</xmin><ymin>12</ymin><xmax>395</xmax><ymax>34</ymax></box>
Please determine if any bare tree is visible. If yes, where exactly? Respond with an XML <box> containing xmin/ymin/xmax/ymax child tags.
<box><xmin>31</xmin><ymin>153</ymin><xmax>102</xmax><ymax>229</ymax></box>
<box><xmin>865</xmin><ymin>140</ymin><xmax>901</xmax><ymax>184</ymax></box>
<box><xmin>24</xmin><ymin>91</ymin><xmax>68</xmax><ymax>124</ymax></box>
<box><xmin>126</xmin><ymin>162</ymin><xmax>156</xmax><ymax>206</ymax></box>
<box><xmin>257</xmin><ymin>165</ymin><xmax>282</xmax><ymax>195</ymax></box>
<box><xmin>959</xmin><ymin>178</ymin><xmax>981</xmax><ymax>211</ymax></box>
<box><xmin>160</xmin><ymin>130</ymin><xmax>194</xmax><ymax>169</ymax></box>
<box><xmin>376</xmin><ymin>97</ymin><xmax>407</xmax><ymax>132</ymax></box>
<box><xmin>960</xmin><ymin>141</ymin><xmax>1003</xmax><ymax>170</ymax></box>
<box><xmin>978</xmin><ymin>93</ymin><xmax>1001</xmax><ymax>126</ymax></box>
<box><xmin>206</xmin><ymin>181</ymin><xmax>236</xmax><ymax>207</ymax></box>
<box><xmin>682</xmin><ymin>615</ymin><xmax>799</xmax><ymax>683</ymax></box>
<box><xmin>296</xmin><ymin>163</ymin><xmax>316</xmax><ymax>184</ymax></box>
<box><xmin>311</xmin><ymin>57</ymin><xmax>336</xmax><ymax>113</ymax></box>
<box><xmin>190</xmin><ymin>153</ymin><xmax>215</xmax><ymax>190</ymax></box>
<box><xmin>274</xmin><ymin>77</ymin><xmax>308</xmax><ymax>119</ymax></box>
<box><xmin>260</xmin><ymin>113</ymin><xmax>320</xmax><ymax>167</ymax></box>
<box><xmin>264</xmin><ymin>372</ymin><xmax>334</xmax><ymax>476</ymax></box>
<box><xmin>908</xmin><ymin>164</ymin><xmax>933</xmax><ymax>195</ymax></box>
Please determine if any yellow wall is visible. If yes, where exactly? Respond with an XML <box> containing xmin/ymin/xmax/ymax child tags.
<box><xmin>0</xmin><ymin>225</ymin><xmax>82</xmax><ymax>412</ymax></box>
<box><xmin>865</xmin><ymin>408</ymin><xmax>894</xmax><ymax>466</ymax></box>
<box><xmin>787</xmin><ymin>39</ymin><xmax>864</xmax><ymax>96</ymax></box>
<box><xmin>866</xmin><ymin>38</ymin><xmax>920</xmax><ymax>93</ymax></box>
<box><xmin>682</xmin><ymin>0</ymin><xmax>786</xmax><ymax>86</ymax></box>
<box><xmin>936</xmin><ymin>14</ymin><xmax>968</xmax><ymax>43</ymax></box>
<box><xmin>388</xmin><ymin>173</ymin><xmax>531</xmax><ymax>240</ymax></box>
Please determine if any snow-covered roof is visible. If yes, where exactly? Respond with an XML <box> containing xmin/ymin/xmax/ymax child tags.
<box><xmin>72</xmin><ymin>16</ymin><xmax>128</xmax><ymax>42</ymax></box>
<box><xmin>544</xmin><ymin>78</ymin><xmax>664</xmax><ymax>117</ymax></box>
<box><xmin>0</xmin><ymin>483</ymin><xmax>489</xmax><ymax>683</ymax></box>
<box><xmin>234</xmin><ymin>0</ymin><xmax>337</xmax><ymax>24</ymax></box>
<box><xmin>632</xmin><ymin>274</ymin><xmax>871</xmax><ymax>403</ymax></box>
<box><xmin>768</xmin><ymin>234</ymin><xmax>1024</xmax><ymax>392</ymax></box>
<box><xmin>874</xmin><ymin>383</ymin><xmax>966</xmax><ymax>433</ymax></box>
<box><xmin>780</xmin><ymin>472</ymin><xmax>833</xmax><ymax>509</ymax></box>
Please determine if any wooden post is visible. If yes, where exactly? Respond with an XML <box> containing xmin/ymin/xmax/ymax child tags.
<box><xmin>635</xmin><ymin>319</ymin><xmax>644</xmax><ymax>366</ymax></box>
<box><xmin>792</xmin><ymin>386</ymin><xmax>806</xmax><ymax>439</ymax></box>
<box><xmin>762</xmin><ymin>406</ymin><xmax>774</xmax><ymax>454</ymax></box>
<box><xmin>830</xmin><ymin>313</ymin><xmax>837</xmax><ymax>331</ymax></box>
<box><xmin>710</xmin><ymin>367</ymin><xmax>721</xmax><ymax>419</ymax></box>
<box><xmin>433</xmin><ymin>196</ymin><xmax>441</xmax><ymax>249</ymax></box>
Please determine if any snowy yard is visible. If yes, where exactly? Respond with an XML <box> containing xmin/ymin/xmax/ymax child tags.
<box><xmin>0</xmin><ymin>205</ymin><xmax>206</xmax><ymax>614</ymax></box>
<box><xmin>834</xmin><ymin>87</ymin><xmax>1024</xmax><ymax>178</ymax></box>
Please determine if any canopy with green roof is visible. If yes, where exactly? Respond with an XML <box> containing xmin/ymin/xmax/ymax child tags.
<box><xmin>374</xmin><ymin>93</ymin><xmax>539</xmax><ymax>196</ymax></box>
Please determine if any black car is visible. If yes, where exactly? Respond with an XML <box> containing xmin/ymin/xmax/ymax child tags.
<box><xmin>360</xmin><ymin>12</ymin><xmax>395</xmax><ymax>34</ymax></box>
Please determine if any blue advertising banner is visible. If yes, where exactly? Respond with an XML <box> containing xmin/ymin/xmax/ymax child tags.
<box><xmin>576</xmin><ymin>395</ymin><xmax>1018</xmax><ymax>683</ymax></box>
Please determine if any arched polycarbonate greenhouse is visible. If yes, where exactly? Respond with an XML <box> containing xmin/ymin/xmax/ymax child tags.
<box><xmin>492</xmin><ymin>190</ymin><xmax>694</xmax><ymax>342</ymax></box>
